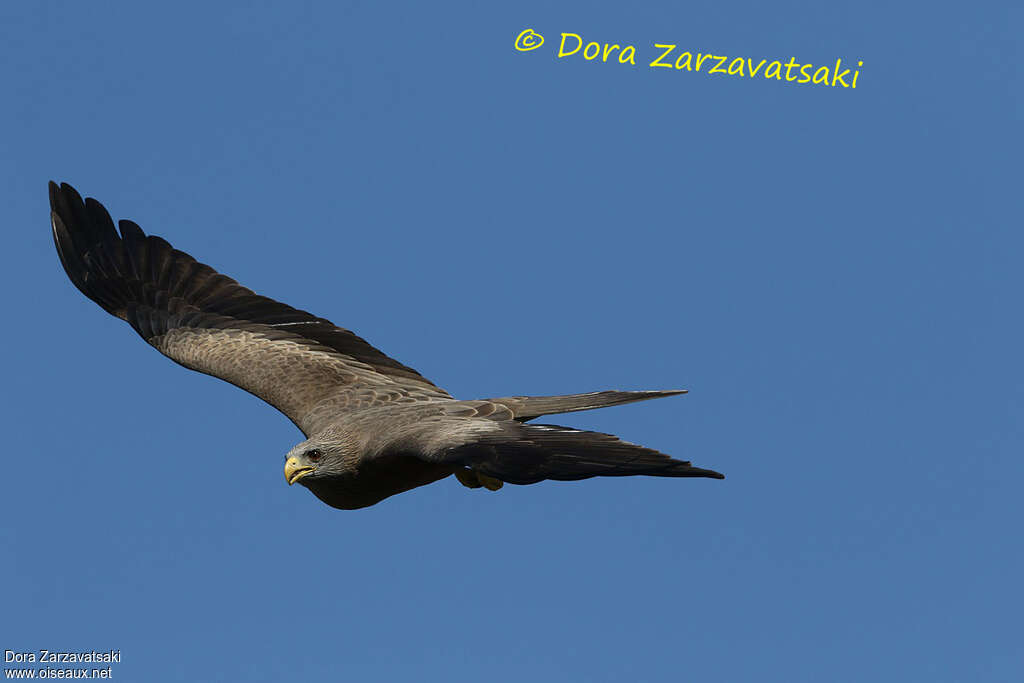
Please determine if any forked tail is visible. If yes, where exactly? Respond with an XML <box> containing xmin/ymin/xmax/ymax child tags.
<box><xmin>490</xmin><ymin>389</ymin><xmax>687</xmax><ymax>422</ymax></box>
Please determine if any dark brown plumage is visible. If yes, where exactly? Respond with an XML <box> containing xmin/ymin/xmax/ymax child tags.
<box><xmin>50</xmin><ymin>181</ymin><xmax>723</xmax><ymax>510</ymax></box>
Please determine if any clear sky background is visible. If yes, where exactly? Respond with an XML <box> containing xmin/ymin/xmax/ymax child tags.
<box><xmin>1</xmin><ymin>2</ymin><xmax>1020</xmax><ymax>681</ymax></box>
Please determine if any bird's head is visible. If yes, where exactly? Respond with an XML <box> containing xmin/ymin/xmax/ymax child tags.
<box><xmin>283</xmin><ymin>432</ymin><xmax>356</xmax><ymax>487</ymax></box>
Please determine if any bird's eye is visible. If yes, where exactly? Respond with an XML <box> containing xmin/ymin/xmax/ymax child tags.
<box><xmin>305</xmin><ymin>448</ymin><xmax>323</xmax><ymax>462</ymax></box>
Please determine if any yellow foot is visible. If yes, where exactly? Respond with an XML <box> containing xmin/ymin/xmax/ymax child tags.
<box><xmin>455</xmin><ymin>468</ymin><xmax>481</xmax><ymax>488</ymax></box>
<box><xmin>477</xmin><ymin>472</ymin><xmax>504</xmax><ymax>491</ymax></box>
<box><xmin>455</xmin><ymin>468</ymin><xmax>504</xmax><ymax>491</ymax></box>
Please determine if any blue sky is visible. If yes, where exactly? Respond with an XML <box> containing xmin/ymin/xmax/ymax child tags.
<box><xmin>1</xmin><ymin>2</ymin><xmax>1020</xmax><ymax>681</ymax></box>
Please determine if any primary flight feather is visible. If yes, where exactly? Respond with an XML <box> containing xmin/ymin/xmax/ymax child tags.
<box><xmin>50</xmin><ymin>182</ymin><xmax>723</xmax><ymax>509</ymax></box>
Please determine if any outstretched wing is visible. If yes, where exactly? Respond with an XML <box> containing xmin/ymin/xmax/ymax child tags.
<box><xmin>455</xmin><ymin>422</ymin><xmax>725</xmax><ymax>484</ymax></box>
<box><xmin>354</xmin><ymin>401</ymin><xmax>725</xmax><ymax>484</ymax></box>
<box><xmin>50</xmin><ymin>181</ymin><xmax>451</xmax><ymax>436</ymax></box>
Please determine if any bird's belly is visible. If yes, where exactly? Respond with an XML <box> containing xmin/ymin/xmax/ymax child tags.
<box><xmin>303</xmin><ymin>456</ymin><xmax>457</xmax><ymax>510</ymax></box>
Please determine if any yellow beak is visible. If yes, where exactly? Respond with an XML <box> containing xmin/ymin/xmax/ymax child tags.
<box><xmin>284</xmin><ymin>456</ymin><xmax>314</xmax><ymax>485</ymax></box>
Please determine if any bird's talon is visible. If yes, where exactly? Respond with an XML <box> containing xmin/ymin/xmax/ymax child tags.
<box><xmin>455</xmin><ymin>468</ymin><xmax>482</xmax><ymax>489</ymax></box>
<box><xmin>477</xmin><ymin>473</ymin><xmax>504</xmax><ymax>491</ymax></box>
<box><xmin>454</xmin><ymin>468</ymin><xmax>503</xmax><ymax>491</ymax></box>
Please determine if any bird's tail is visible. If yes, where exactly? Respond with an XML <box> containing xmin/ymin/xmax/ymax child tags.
<box><xmin>489</xmin><ymin>389</ymin><xmax>686</xmax><ymax>422</ymax></box>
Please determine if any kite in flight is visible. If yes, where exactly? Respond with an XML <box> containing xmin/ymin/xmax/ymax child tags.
<box><xmin>50</xmin><ymin>182</ymin><xmax>723</xmax><ymax>509</ymax></box>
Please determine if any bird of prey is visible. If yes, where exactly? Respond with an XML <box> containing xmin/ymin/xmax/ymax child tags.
<box><xmin>50</xmin><ymin>182</ymin><xmax>723</xmax><ymax>509</ymax></box>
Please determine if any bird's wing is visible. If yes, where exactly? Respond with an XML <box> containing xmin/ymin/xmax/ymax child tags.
<box><xmin>359</xmin><ymin>401</ymin><xmax>724</xmax><ymax>484</ymax></box>
<box><xmin>50</xmin><ymin>182</ymin><xmax>451</xmax><ymax>436</ymax></box>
